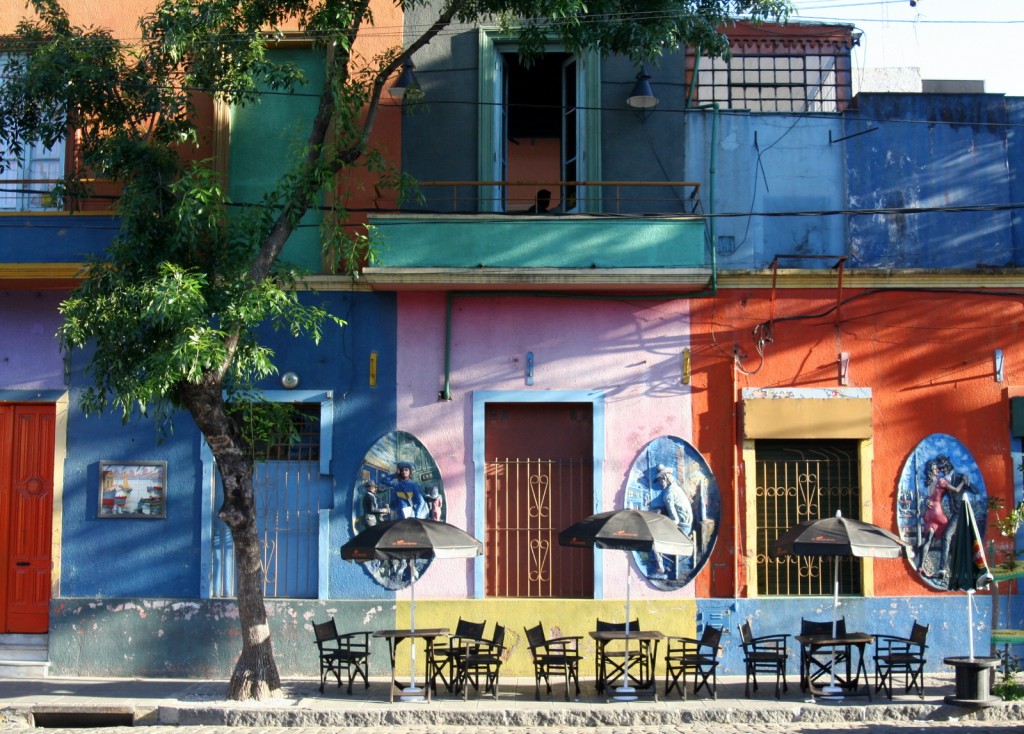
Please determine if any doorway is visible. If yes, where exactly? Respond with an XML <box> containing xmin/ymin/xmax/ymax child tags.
<box><xmin>484</xmin><ymin>402</ymin><xmax>594</xmax><ymax>598</ymax></box>
<box><xmin>0</xmin><ymin>403</ymin><xmax>55</xmax><ymax>633</ymax></box>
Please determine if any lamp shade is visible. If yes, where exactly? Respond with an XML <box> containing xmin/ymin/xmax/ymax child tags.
<box><xmin>389</xmin><ymin>59</ymin><xmax>418</xmax><ymax>99</ymax></box>
<box><xmin>626</xmin><ymin>65</ymin><xmax>658</xmax><ymax>110</ymax></box>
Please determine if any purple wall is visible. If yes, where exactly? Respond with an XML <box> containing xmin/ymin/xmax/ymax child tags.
<box><xmin>0</xmin><ymin>290</ymin><xmax>66</xmax><ymax>390</ymax></box>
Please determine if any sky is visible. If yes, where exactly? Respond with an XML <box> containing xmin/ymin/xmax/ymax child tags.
<box><xmin>789</xmin><ymin>0</ymin><xmax>1024</xmax><ymax>96</ymax></box>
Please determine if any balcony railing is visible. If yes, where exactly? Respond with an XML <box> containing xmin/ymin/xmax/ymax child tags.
<box><xmin>395</xmin><ymin>180</ymin><xmax>703</xmax><ymax>216</ymax></box>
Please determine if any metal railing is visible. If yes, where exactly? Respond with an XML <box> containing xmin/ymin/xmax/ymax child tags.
<box><xmin>398</xmin><ymin>180</ymin><xmax>703</xmax><ymax>215</ymax></box>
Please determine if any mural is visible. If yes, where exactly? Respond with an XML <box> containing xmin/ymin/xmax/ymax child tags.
<box><xmin>896</xmin><ymin>433</ymin><xmax>988</xmax><ymax>590</ymax></box>
<box><xmin>623</xmin><ymin>435</ymin><xmax>720</xmax><ymax>590</ymax></box>
<box><xmin>351</xmin><ymin>430</ymin><xmax>446</xmax><ymax>590</ymax></box>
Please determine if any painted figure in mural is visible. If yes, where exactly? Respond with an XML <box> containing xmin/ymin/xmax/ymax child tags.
<box><xmin>935</xmin><ymin>454</ymin><xmax>975</xmax><ymax>580</ymax></box>
<box><xmin>655</xmin><ymin>464</ymin><xmax>694</xmax><ymax>536</ymax></box>
<box><xmin>424</xmin><ymin>485</ymin><xmax>443</xmax><ymax>521</ymax></box>
<box><xmin>360</xmin><ymin>481</ymin><xmax>390</xmax><ymax>527</ymax></box>
<box><xmin>915</xmin><ymin>454</ymin><xmax>975</xmax><ymax>581</ymax></box>
<box><xmin>916</xmin><ymin>459</ymin><xmax>949</xmax><ymax>574</ymax></box>
<box><xmin>381</xmin><ymin>461</ymin><xmax>427</xmax><ymax>519</ymax></box>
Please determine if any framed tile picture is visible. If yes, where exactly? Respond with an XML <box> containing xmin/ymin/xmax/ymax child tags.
<box><xmin>98</xmin><ymin>461</ymin><xmax>167</xmax><ymax>518</ymax></box>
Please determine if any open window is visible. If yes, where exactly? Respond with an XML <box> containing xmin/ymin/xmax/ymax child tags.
<box><xmin>478</xmin><ymin>32</ymin><xmax>600</xmax><ymax>213</ymax></box>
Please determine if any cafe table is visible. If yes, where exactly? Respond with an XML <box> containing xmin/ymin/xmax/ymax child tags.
<box><xmin>374</xmin><ymin>627</ymin><xmax>449</xmax><ymax>703</ymax></box>
<box><xmin>589</xmin><ymin>629</ymin><xmax>664</xmax><ymax>701</ymax></box>
<box><xmin>795</xmin><ymin>631</ymin><xmax>874</xmax><ymax>700</ymax></box>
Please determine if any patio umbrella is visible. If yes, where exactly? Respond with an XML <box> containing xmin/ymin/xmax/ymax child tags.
<box><xmin>944</xmin><ymin>495</ymin><xmax>993</xmax><ymax>660</ymax></box>
<box><xmin>770</xmin><ymin>510</ymin><xmax>910</xmax><ymax>696</ymax></box>
<box><xmin>341</xmin><ymin>517</ymin><xmax>483</xmax><ymax>694</ymax></box>
<box><xmin>559</xmin><ymin>509</ymin><xmax>694</xmax><ymax>698</ymax></box>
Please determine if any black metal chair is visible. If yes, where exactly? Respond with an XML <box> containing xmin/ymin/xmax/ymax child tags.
<box><xmin>427</xmin><ymin>617</ymin><xmax>486</xmax><ymax>694</ymax></box>
<box><xmin>456</xmin><ymin>623</ymin><xmax>506</xmax><ymax>700</ymax></box>
<box><xmin>524</xmin><ymin>622</ymin><xmax>583</xmax><ymax>701</ymax></box>
<box><xmin>799</xmin><ymin>617</ymin><xmax>847</xmax><ymax>692</ymax></box>
<box><xmin>738</xmin><ymin>620</ymin><xmax>789</xmax><ymax>698</ymax></box>
<box><xmin>594</xmin><ymin>618</ymin><xmax>653</xmax><ymax>693</ymax></box>
<box><xmin>873</xmin><ymin>620</ymin><xmax>929</xmax><ymax>699</ymax></box>
<box><xmin>664</xmin><ymin>625</ymin><xmax>722</xmax><ymax>699</ymax></box>
<box><xmin>312</xmin><ymin>618</ymin><xmax>371</xmax><ymax>694</ymax></box>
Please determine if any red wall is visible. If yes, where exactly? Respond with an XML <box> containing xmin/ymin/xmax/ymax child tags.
<box><xmin>690</xmin><ymin>286</ymin><xmax>1018</xmax><ymax>597</ymax></box>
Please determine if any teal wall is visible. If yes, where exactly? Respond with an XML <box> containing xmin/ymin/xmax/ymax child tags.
<box><xmin>370</xmin><ymin>216</ymin><xmax>708</xmax><ymax>269</ymax></box>
<box><xmin>228</xmin><ymin>48</ymin><xmax>326</xmax><ymax>273</ymax></box>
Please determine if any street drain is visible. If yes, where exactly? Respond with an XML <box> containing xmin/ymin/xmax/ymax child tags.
<box><xmin>33</xmin><ymin>711</ymin><xmax>135</xmax><ymax>728</ymax></box>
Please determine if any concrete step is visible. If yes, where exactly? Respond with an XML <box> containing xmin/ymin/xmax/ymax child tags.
<box><xmin>0</xmin><ymin>659</ymin><xmax>50</xmax><ymax>678</ymax></box>
<box><xmin>0</xmin><ymin>634</ymin><xmax>48</xmax><ymax>678</ymax></box>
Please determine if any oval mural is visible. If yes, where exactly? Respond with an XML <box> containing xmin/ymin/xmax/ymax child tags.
<box><xmin>623</xmin><ymin>435</ymin><xmax>720</xmax><ymax>590</ymax></box>
<box><xmin>351</xmin><ymin>430</ymin><xmax>446</xmax><ymax>590</ymax></box>
<box><xmin>896</xmin><ymin>433</ymin><xmax>988</xmax><ymax>590</ymax></box>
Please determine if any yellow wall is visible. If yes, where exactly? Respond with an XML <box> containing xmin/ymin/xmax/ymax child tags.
<box><xmin>395</xmin><ymin>599</ymin><xmax>698</xmax><ymax>677</ymax></box>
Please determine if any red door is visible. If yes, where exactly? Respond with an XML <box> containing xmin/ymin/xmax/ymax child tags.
<box><xmin>484</xmin><ymin>402</ymin><xmax>593</xmax><ymax>598</ymax></box>
<box><xmin>0</xmin><ymin>404</ymin><xmax>55</xmax><ymax>633</ymax></box>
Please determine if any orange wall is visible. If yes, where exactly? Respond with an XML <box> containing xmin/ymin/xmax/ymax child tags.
<box><xmin>690</xmin><ymin>286</ymin><xmax>1019</xmax><ymax>598</ymax></box>
<box><xmin>3</xmin><ymin>0</ymin><xmax>404</xmax><ymax>241</ymax></box>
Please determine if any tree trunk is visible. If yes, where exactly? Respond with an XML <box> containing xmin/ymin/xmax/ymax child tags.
<box><xmin>178</xmin><ymin>378</ymin><xmax>282</xmax><ymax>701</ymax></box>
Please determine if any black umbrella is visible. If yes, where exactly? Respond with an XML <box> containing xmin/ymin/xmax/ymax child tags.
<box><xmin>341</xmin><ymin>518</ymin><xmax>483</xmax><ymax>692</ymax></box>
<box><xmin>559</xmin><ymin>509</ymin><xmax>694</xmax><ymax>698</ymax></box>
<box><xmin>944</xmin><ymin>496</ymin><xmax>993</xmax><ymax>659</ymax></box>
<box><xmin>771</xmin><ymin>511</ymin><xmax>909</xmax><ymax>695</ymax></box>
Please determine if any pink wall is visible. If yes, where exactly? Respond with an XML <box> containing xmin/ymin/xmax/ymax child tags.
<box><xmin>396</xmin><ymin>293</ymin><xmax>694</xmax><ymax>600</ymax></box>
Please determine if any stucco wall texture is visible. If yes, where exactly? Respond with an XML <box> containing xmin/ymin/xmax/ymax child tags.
<box><xmin>393</xmin><ymin>293</ymin><xmax>693</xmax><ymax>603</ymax></box>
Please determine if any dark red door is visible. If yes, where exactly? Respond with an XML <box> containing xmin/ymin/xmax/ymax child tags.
<box><xmin>484</xmin><ymin>402</ymin><xmax>593</xmax><ymax>598</ymax></box>
<box><xmin>0</xmin><ymin>404</ymin><xmax>55</xmax><ymax>633</ymax></box>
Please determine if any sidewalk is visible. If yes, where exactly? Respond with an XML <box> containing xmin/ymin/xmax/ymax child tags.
<box><xmin>1</xmin><ymin>673</ymin><xmax>1022</xmax><ymax>728</ymax></box>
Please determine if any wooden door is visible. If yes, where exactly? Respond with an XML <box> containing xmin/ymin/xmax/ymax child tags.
<box><xmin>0</xmin><ymin>404</ymin><xmax>55</xmax><ymax>633</ymax></box>
<box><xmin>484</xmin><ymin>402</ymin><xmax>593</xmax><ymax>598</ymax></box>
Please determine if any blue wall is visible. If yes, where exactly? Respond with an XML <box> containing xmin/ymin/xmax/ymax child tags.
<box><xmin>847</xmin><ymin>94</ymin><xmax>1015</xmax><ymax>268</ymax></box>
<box><xmin>57</xmin><ymin>290</ymin><xmax>398</xmax><ymax>599</ymax></box>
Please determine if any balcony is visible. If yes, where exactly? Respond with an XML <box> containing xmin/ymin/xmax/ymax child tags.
<box><xmin>362</xmin><ymin>181</ymin><xmax>713</xmax><ymax>293</ymax></box>
<box><xmin>0</xmin><ymin>176</ymin><xmax>118</xmax><ymax>284</ymax></box>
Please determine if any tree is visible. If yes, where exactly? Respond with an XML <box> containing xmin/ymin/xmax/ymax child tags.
<box><xmin>0</xmin><ymin>0</ymin><xmax>791</xmax><ymax>701</ymax></box>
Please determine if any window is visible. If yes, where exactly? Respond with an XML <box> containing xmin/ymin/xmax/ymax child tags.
<box><xmin>755</xmin><ymin>439</ymin><xmax>861</xmax><ymax>596</ymax></box>
<box><xmin>685</xmin><ymin>26</ymin><xmax>856</xmax><ymax>113</ymax></box>
<box><xmin>478</xmin><ymin>33</ymin><xmax>601</xmax><ymax>212</ymax></box>
<box><xmin>0</xmin><ymin>56</ymin><xmax>64</xmax><ymax>212</ymax></box>
<box><xmin>207</xmin><ymin>395</ymin><xmax>333</xmax><ymax>599</ymax></box>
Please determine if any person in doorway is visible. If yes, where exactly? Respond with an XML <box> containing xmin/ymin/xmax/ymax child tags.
<box><xmin>526</xmin><ymin>188</ymin><xmax>552</xmax><ymax>213</ymax></box>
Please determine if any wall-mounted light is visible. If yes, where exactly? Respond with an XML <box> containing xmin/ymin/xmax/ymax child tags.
<box><xmin>995</xmin><ymin>349</ymin><xmax>1005</xmax><ymax>383</ymax></box>
<box><xmin>839</xmin><ymin>352</ymin><xmax>850</xmax><ymax>386</ymax></box>
<box><xmin>526</xmin><ymin>352</ymin><xmax>535</xmax><ymax>386</ymax></box>
<box><xmin>681</xmin><ymin>348</ymin><xmax>691</xmax><ymax>385</ymax></box>
<box><xmin>389</xmin><ymin>59</ymin><xmax>420</xmax><ymax>100</ymax></box>
<box><xmin>281</xmin><ymin>371</ymin><xmax>300</xmax><ymax>389</ymax></box>
<box><xmin>369</xmin><ymin>351</ymin><xmax>378</xmax><ymax>387</ymax></box>
<box><xmin>626</xmin><ymin>64</ymin><xmax>658</xmax><ymax>121</ymax></box>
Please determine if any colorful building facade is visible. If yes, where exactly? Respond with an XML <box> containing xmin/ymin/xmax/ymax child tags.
<box><xmin>2</xmin><ymin>3</ymin><xmax>1023</xmax><ymax>681</ymax></box>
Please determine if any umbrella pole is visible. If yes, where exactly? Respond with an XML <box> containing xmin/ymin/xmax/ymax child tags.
<box><xmin>967</xmin><ymin>590</ymin><xmax>975</xmax><ymax>661</ymax></box>
<box><xmin>821</xmin><ymin>555</ymin><xmax>843</xmax><ymax>697</ymax></box>
<box><xmin>614</xmin><ymin>557</ymin><xmax>637</xmax><ymax>699</ymax></box>
<box><xmin>405</xmin><ymin>563</ymin><xmax>423</xmax><ymax>696</ymax></box>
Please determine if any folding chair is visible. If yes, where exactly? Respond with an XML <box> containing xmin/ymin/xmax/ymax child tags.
<box><xmin>738</xmin><ymin>620</ymin><xmax>789</xmax><ymax>698</ymax></box>
<box><xmin>457</xmin><ymin>623</ymin><xmax>506</xmax><ymax>700</ymax></box>
<box><xmin>873</xmin><ymin>620</ymin><xmax>928</xmax><ymax>699</ymax></box>
<box><xmin>664</xmin><ymin>625</ymin><xmax>722</xmax><ymax>699</ymax></box>
<box><xmin>524</xmin><ymin>622</ymin><xmax>583</xmax><ymax>701</ymax></box>
<box><xmin>594</xmin><ymin>619</ymin><xmax>653</xmax><ymax>693</ymax></box>
<box><xmin>312</xmin><ymin>618</ymin><xmax>371</xmax><ymax>694</ymax></box>
<box><xmin>799</xmin><ymin>617</ymin><xmax>847</xmax><ymax>692</ymax></box>
<box><xmin>427</xmin><ymin>617</ymin><xmax>486</xmax><ymax>694</ymax></box>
